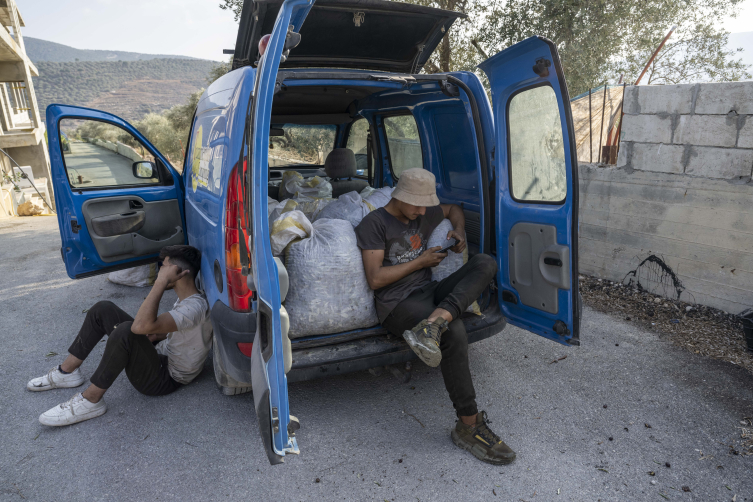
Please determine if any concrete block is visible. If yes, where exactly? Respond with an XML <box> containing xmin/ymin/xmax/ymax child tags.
<box><xmin>616</xmin><ymin>142</ymin><xmax>631</xmax><ymax>167</ymax></box>
<box><xmin>634</xmin><ymin>84</ymin><xmax>694</xmax><ymax>114</ymax></box>
<box><xmin>739</xmin><ymin>118</ymin><xmax>753</xmax><ymax>149</ymax></box>
<box><xmin>673</xmin><ymin>115</ymin><xmax>737</xmax><ymax>147</ymax></box>
<box><xmin>621</xmin><ymin>114</ymin><xmax>672</xmax><ymax>143</ymax></box>
<box><xmin>686</xmin><ymin>146</ymin><xmax>753</xmax><ymax>179</ymax></box>
<box><xmin>631</xmin><ymin>143</ymin><xmax>684</xmax><ymax>174</ymax></box>
<box><xmin>622</xmin><ymin>86</ymin><xmax>640</xmax><ymax>114</ymax></box>
<box><xmin>694</xmin><ymin>82</ymin><xmax>753</xmax><ymax>115</ymax></box>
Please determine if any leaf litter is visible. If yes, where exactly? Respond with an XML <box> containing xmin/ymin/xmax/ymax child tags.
<box><xmin>580</xmin><ymin>276</ymin><xmax>753</xmax><ymax>374</ymax></box>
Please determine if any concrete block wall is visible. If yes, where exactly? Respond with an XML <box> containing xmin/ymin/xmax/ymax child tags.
<box><xmin>580</xmin><ymin>82</ymin><xmax>753</xmax><ymax>315</ymax></box>
<box><xmin>617</xmin><ymin>82</ymin><xmax>753</xmax><ymax>181</ymax></box>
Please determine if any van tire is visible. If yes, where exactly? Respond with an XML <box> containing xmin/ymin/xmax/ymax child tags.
<box><xmin>212</xmin><ymin>336</ymin><xmax>253</xmax><ymax>396</ymax></box>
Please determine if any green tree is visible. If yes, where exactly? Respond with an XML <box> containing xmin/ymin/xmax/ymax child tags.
<box><xmin>476</xmin><ymin>0</ymin><xmax>751</xmax><ymax>96</ymax></box>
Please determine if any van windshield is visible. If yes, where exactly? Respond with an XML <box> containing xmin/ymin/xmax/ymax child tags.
<box><xmin>268</xmin><ymin>124</ymin><xmax>336</xmax><ymax>167</ymax></box>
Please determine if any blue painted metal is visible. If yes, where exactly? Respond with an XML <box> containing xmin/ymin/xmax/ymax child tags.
<box><xmin>46</xmin><ymin>105</ymin><xmax>187</xmax><ymax>279</ymax></box>
<box><xmin>248</xmin><ymin>0</ymin><xmax>314</xmax><ymax>459</ymax></box>
<box><xmin>478</xmin><ymin>36</ymin><xmax>577</xmax><ymax>345</ymax></box>
<box><xmin>183</xmin><ymin>66</ymin><xmax>258</xmax><ymax>312</ymax></box>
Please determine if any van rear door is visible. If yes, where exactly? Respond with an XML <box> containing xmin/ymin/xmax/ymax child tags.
<box><xmin>478</xmin><ymin>37</ymin><xmax>580</xmax><ymax>345</ymax></box>
<box><xmin>243</xmin><ymin>0</ymin><xmax>314</xmax><ymax>465</ymax></box>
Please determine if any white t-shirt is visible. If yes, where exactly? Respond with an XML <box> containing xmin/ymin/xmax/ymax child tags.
<box><xmin>155</xmin><ymin>294</ymin><xmax>213</xmax><ymax>384</ymax></box>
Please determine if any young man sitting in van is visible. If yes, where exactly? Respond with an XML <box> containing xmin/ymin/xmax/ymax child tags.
<box><xmin>355</xmin><ymin>168</ymin><xmax>516</xmax><ymax>465</ymax></box>
<box><xmin>27</xmin><ymin>245</ymin><xmax>212</xmax><ymax>427</ymax></box>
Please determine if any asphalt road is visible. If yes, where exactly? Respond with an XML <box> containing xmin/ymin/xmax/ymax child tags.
<box><xmin>64</xmin><ymin>142</ymin><xmax>145</xmax><ymax>187</ymax></box>
<box><xmin>1</xmin><ymin>216</ymin><xmax>752</xmax><ymax>501</ymax></box>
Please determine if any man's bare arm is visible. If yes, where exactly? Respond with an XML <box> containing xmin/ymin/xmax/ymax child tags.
<box><xmin>361</xmin><ymin>247</ymin><xmax>447</xmax><ymax>290</ymax></box>
<box><xmin>439</xmin><ymin>203</ymin><xmax>467</xmax><ymax>253</ymax></box>
<box><xmin>131</xmin><ymin>264</ymin><xmax>187</xmax><ymax>335</ymax></box>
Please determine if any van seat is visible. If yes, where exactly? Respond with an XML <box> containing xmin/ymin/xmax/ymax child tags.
<box><xmin>325</xmin><ymin>148</ymin><xmax>368</xmax><ymax>198</ymax></box>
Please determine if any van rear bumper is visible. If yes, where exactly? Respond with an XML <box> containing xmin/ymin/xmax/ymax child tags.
<box><xmin>287</xmin><ymin>301</ymin><xmax>506</xmax><ymax>383</ymax></box>
<box><xmin>210</xmin><ymin>301</ymin><xmax>255</xmax><ymax>385</ymax></box>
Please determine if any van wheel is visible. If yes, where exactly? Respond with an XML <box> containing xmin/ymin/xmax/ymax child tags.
<box><xmin>219</xmin><ymin>384</ymin><xmax>253</xmax><ymax>396</ymax></box>
<box><xmin>212</xmin><ymin>336</ymin><xmax>253</xmax><ymax>396</ymax></box>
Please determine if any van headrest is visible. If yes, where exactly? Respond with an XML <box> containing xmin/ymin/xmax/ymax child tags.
<box><xmin>324</xmin><ymin>148</ymin><xmax>357</xmax><ymax>180</ymax></box>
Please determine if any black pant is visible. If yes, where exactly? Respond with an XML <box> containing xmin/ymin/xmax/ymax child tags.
<box><xmin>68</xmin><ymin>301</ymin><xmax>181</xmax><ymax>396</ymax></box>
<box><xmin>383</xmin><ymin>253</ymin><xmax>498</xmax><ymax>417</ymax></box>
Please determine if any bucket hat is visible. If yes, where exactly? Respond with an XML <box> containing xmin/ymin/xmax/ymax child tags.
<box><xmin>391</xmin><ymin>168</ymin><xmax>440</xmax><ymax>207</ymax></box>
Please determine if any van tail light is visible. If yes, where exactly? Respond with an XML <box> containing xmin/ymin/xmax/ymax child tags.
<box><xmin>225</xmin><ymin>162</ymin><xmax>253</xmax><ymax>312</ymax></box>
<box><xmin>237</xmin><ymin>342</ymin><xmax>254</xmax><ymax>357</ymax></box>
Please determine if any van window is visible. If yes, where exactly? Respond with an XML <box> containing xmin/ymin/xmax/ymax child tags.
<box><xmin>383</xmin><ymin>115</ymin><xmax>422</xmax><ymax>178</ymax></box>
<box><xmin>346</xmin><ymin>118</ymin><xmax>373</xmax><ymax>177</ymax></box>
<box><xmin>507</xmin><ymin>85</ymin><xmax>566</xmax><ymax>202</ymax></box>
<box><xmin>59</xmin><ymin>118</ymin><xmax>159</xmax><ymax>189</ymax></box>
<box><xmin>268</xmin><ymin>124</ymin><xmax>336</xmax><ymax>167</ymax></box>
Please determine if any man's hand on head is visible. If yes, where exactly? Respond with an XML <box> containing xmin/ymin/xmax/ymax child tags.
<box><xmin>156</xmin><ymin>262</ymin><xmax>189</xmax><ymax>289</ymax></box>
<box><xmin>447</xmin><ymin>229</ymin><xmax>467</xmax><ymax>253</ymax></box>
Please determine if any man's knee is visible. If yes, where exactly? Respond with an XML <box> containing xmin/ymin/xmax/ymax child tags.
<box><xmin>471</xmin><ymin>253</ymin><xmax>498</xmax><ymax>277</ymax></box>
<box><xmin>107</xmin><ymin>321</ymin><xmax>135</xmax><ymax>346</ymax></box>
<box><xmin>90</xmin><ymin>300</ymin><xmax>117</xmax><ymax>316</ymax></box>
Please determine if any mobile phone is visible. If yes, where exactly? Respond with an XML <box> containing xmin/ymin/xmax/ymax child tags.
<box><xmin>435</xmin><ymin>238</ymin><xmax>457</xmax><ymax>253</ymax></box>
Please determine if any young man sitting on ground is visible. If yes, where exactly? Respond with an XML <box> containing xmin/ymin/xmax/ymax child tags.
<box><xmin>355</xmin><ymin>168</ymin><xmax>516</xmax><ymax>465</ymax></box>
<box><xmin>27</xmin><ymin>245</ymin><xmax>212</xmax><ymax>427</ymax></box>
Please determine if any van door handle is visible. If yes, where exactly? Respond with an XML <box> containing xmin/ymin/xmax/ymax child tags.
<box><xmin>544</xmin><ymin>257</ymin><xmax>562</xmax><ymax>267</ymax></box>
<box><xmin>129</xmin><ymin>200</ymin><xmax>143</xmax><ymax>209</ymax></box>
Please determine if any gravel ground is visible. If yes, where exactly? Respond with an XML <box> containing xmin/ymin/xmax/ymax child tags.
<box><xmin>580</xmin><ymin>275</ymin><xmax>753</xmax><ymax>376</ymax></box>
<box><xmin>2</xmin><ymin>216</ymin><xmax>753</xmax><ymax>501</ymax></box>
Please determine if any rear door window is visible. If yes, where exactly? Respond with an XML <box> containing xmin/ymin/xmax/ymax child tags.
<box><xmin>383</xmin><ymin>114</ymin><xmax>423</xmax><ymax>178</ymax></box>
<box><xmin>346</xmin><ymin>118</ymin><xmax>373</xmax><ymax>177</ymax></box>
<box><xmin>507</xmin><ymin>85</ymin><xmax>567</xmax><ymax>202</ymax></box>
<box><xmin>268</xmin><ymin>124</ymin><xmax>336</xmax><ymax>167</ymax></box>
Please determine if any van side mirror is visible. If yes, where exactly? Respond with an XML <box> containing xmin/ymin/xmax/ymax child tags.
<box><xmin>132</xmin><ymin>161</ymin><xmax>156</xmax><ymax>179</ymax></box>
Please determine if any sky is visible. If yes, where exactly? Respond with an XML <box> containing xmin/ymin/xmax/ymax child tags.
<box><xmin>20</xmin><ymin>0</ymin><xmax>239</xmax><ymax>61</ymax></box>
<box><xmin>17</xmin><ymin>0</ymin><xmax>753</xmax><ymax>62</ymax></box>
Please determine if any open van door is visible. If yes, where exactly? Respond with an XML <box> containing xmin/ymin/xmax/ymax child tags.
<box><xmin>478</xmin><ymin>37</ymin><xmax>580</xmax><ymax>345</ymax></box>
<box><xmin>241</xmin><ymin>0</ymin><xmax>314</xmax><ymax>465</ymax></box>
<box><xmin>46</xmin><ymin>105</ymin><xmax>186</xmax><ymax>279</ymax></box>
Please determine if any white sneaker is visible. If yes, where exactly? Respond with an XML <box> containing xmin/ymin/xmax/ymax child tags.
<box><xmin>27</xmin><ymin>366</ymin><xmax>85</xmax><ymax>391</ymax></box>
<box><xmin>39</xmin><ymin>393</ymin><xmax>107</xmax><ymax>426</ymax></box>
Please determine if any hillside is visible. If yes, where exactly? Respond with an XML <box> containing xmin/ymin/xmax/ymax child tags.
<box><xmin>25</xmin><ymin>37</ymin><xmax>197</xmax><ymax>63</ymax></box>
<box><xmin>33</xmin><ymin>59</ymin><xmax>215</xmax><ymax>121</ymax></box>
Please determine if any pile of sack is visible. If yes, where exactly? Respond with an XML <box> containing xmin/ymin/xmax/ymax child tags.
<box><xmin>277</xmin><ymin>171</ymin><xmax>332</xmax><ymax>200</ymax></box>
<box><xmin>266</xmin><ymin>174</ymin><xmax>477</xmax><ymax>338</ymax></box>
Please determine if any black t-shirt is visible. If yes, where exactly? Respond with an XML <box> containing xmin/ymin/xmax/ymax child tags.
<box><xmin>355</xmin><ymin>206</ymin><xmax>444</xmax><ymax>322</ymax></box>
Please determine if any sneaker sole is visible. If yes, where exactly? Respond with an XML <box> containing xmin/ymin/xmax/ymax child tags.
<box><xmin>27</xmin><ymin>378</ymin><xmax>86</xmax><ymax>392</ymax></box>
<box><xmin>402</xmin><ymin>330</ymin><xmax>442</xmax><ymax>367</ymax></box>
<box><xmin>451</xmin><ymin>429</ymin><xmax>516</xmax><ymax>465</ymax></box>
<box><xmin>39</xmin><ymin>404</ymin><xmax>107</xmax><ymax>427</ymax></box>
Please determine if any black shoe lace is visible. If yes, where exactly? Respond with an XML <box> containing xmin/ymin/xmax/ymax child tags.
<box><xmin>475</xmin><ymin>414</ymin><xmax>502</xmax><ymax>445</ymax></box>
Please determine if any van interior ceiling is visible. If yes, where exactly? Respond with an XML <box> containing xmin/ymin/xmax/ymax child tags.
<box><xmin>266</xmin><ymin>75</ymin><xmax>488</xmax><ymax>252</ymax></box>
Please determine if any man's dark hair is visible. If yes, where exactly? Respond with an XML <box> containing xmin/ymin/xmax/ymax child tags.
<box><xmin>159</xmin><ymin>245</ymin><xmax>202</xmax><ymax>279</ymax></box>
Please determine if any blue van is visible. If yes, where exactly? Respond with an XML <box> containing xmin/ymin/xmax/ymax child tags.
<box><xmin>46</xmin><ymin>0</ymin><xmax>580</xmax><ymax>464</ymax></box>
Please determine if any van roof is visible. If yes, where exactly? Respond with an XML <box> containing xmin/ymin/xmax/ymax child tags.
<box><xmin>232</xmin><ymin>0</ymin><xmax>464</xmax><ymax>73</ymax></box>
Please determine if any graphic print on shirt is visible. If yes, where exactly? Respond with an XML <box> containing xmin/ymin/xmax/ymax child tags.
<box><xmin>387</xmin><ymin>228</ymin><xmax>427</xmax><ymax>265</ymax></box>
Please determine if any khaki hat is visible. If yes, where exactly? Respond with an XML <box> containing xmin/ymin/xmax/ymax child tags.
<box><xmin>391</xmin><ymin>168</ymin><xmax>440</xmax><ymax>207</ymax></box>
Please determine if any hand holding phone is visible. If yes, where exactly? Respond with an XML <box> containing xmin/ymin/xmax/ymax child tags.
<box><xmin>435</xmin><ymin>238</ymin><xmax>457</xmax><ymax>254</ymax></box>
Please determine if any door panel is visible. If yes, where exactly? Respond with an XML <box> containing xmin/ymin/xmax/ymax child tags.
<box><xmin>245</xmin><ymin>0</ymin><xmax>314</xmax><ymax>464</ymax></box>
<box><xmin>46</xmin><ymin>106</ymin><xmax>186</xmax><ymax>279</ymax></box>
<box><xmin>81</xmin><ymin>197</ymin><xmax>184</xmax><ymax>262</ymax></box>
<box><xmin>478</xmin><ymin>36</ymin><xmax>580</xmax><ymax>345</ymax></box>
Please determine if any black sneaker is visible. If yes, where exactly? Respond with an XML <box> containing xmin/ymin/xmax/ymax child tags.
<box><xmin>402</xmin><ymin>318</ymin><xmax>448</xmax><ymax>367</ymax></box>
<box><xmin>451</xmin><ymin>411</ymin><xmax>516</xmax><ymax>465</ymax></box>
